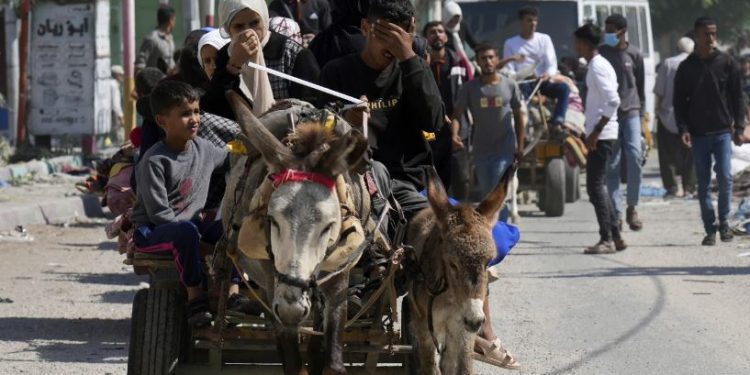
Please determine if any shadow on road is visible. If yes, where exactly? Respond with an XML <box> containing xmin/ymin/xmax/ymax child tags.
<box><xmin>99</xmin><ymin>289</ymin><xmax>138</xmax><ymax>304</ymax></box>
<box><xmin>0</xmin><ymin>317</ymin><xmax>129</xmax><ymax>364</ymax></box>
<box><xmin>531</xmin><ymin>265</ymin><xmax>750</xmax><ymax>278</ymax></box>
<box><xmin>45</xmin><ymin>271</ymin><xmax>145</xmax><ymax>286</ymax></box>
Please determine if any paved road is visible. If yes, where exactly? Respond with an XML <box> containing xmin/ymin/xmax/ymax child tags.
<box><xmin>478</xmin><ymin>166</ymin><xmax>750</xmax><ymax>374</ymax></box>
<box><xmin>0</xmin><ymin>163</ymin><xmax>748</xmax><ymax>374</ymax></box>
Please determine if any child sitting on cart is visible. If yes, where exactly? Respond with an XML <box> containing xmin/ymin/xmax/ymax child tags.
<box><xmin>129</xmin><ymin>80</ymin><xmax>249</xmax><ymax>327</ymax></box>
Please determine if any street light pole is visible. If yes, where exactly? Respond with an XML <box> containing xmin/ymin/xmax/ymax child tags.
<box><xmin>203</xmin><ymin>0</ymin><xmax>215</xmax><ymax>27</ymax></box>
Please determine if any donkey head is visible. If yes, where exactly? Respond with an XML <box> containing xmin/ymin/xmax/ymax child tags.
<box><xmin>228</xmin><ymin>92</ymin><xmax>368</xmax><ymax>326</ymax></box>
<box><xmin>425</xmin><ymin>165</ymin><xmax>514</xmax><ymax>333</ymax></box>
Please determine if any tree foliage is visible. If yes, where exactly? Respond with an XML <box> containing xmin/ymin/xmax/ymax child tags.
<box><xmin>651</xmin><ymin>0</ymin><xmax>750</xmax><ymax>40</ymax></box>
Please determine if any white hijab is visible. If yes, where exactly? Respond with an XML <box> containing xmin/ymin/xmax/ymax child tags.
<box><xmin>220</xmin><ymin>0</ymin><xmax>275</xmax><ymax>116</ymax></box>
<box><xmin>198</xmin><ymin>29</ymin><xmax>230</xmax><ymax>69</ymax></box>
<box><xmin>443</xmin><ymin>1</ymin><xmax>470</xmax><ymax>63</ymax></box>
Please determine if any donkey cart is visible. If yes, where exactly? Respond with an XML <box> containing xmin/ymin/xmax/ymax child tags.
<box><xmin>514</xmin><ymin>78</ymin><xmax>582</xmax><ymax>218</ymax></box>
<box><xmin>125</xmin><ymin>239</ymin><xmax>415</xmax><ymax>375</ymax></box>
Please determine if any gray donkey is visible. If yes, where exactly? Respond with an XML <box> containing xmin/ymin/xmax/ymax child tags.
<box><xmin>407</xmin><ymin>166</ymin><xmax>514</xmax><ymax>375</ymax></box>
<box><xmin>223</xmin><ymin>92</ymin><xmax>370</xmax><ymax>375</ymax></box>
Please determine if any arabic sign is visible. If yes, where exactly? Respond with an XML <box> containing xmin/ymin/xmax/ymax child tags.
<box><xmin>29</xmin><ymin>1</ymin><xmax>110</xmax><ymax>136</ymax></box>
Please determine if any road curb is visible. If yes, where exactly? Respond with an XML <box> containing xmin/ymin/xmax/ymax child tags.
<box><xmin>0</xmin><ymin>155</ymin><xmax>84</xmax><ymax>182</ymax></box>
<box><xmin>0</xmin><ymin>194</ymin><xmax>105</xmax><ymax>231</ymax></box>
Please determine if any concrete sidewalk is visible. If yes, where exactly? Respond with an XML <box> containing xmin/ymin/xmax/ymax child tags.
<box><xmin>0</xmin><ymin>155</ymin><xmax>107</xmax><ymax>231</ymax></box>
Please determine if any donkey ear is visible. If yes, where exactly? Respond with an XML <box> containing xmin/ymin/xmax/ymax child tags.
<box><xmin>317</xmin><ymin>131</ymin><xmax>368</xmax><ymax>176</ymax></box>
<box><xmin>476</xmin><ymin>163</ymin><xmax>516</xmax><ymax>224</ymax></box>
<box><xmin>426</xmin><ymin>167</ymin><xmax>452</xmax><ymax>220</ymax></box>
<box><xmin>226</xmin><ymin>90</ymin><xmax>293</xmax><ymax>169</ymax></box>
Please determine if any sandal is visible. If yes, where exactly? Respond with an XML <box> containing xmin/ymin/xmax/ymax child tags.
<box><xmin>473</xmin><ymin>336</ymin><xmax>520</xmax><ymax>370</ymax></box>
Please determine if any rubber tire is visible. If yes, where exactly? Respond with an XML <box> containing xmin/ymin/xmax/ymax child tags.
<box><xmin>401</xmin><ymin>297</ymin><xmax>418</xmax><ymax>375</ymax></box>
<box><xmin>544</xmin><ymin>158</ymin><xmax>566</xmax><ymax>217</ymax></box>
<box><xmin>128</xmin><ymin>289</ymin><xmax>148</xmax><ymax>375</ymax></box>
<box><xmin>565</xmin><ymin>164</ymin><xmax>581</xmax><ymax>203</ymax></box>
<box><xmin>128</xmin><ymin>287</ymin><xmax>186</xmax><ymax>375</ymax></box>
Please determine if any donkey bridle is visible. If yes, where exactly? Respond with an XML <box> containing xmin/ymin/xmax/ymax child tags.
<box><xmin>408</xmin><ymin>248</ymin><xmax>449</xmax><ymax>355</ymax></box>
<box><xmin>265</xmin><ymin>169</ymin><xmax>371</xmax><ymax>293</ymax></box>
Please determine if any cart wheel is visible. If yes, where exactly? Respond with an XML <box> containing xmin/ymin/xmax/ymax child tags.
<box><xmin>544</xmin><ymin>158</ymin><xmax>566</xmax><ymax>217</ymax></box>
<box><xmin>128</xmin><ymin>289</ymin><xmax>148</xmax><ymax>375</ymax></box>
<box><xmin>128</xmin><ymin>287</ymin><xmax>186</xmax><ymax>375</ymax></box>
<box><xmin>565</xmin><ymin>164</ymin><xmax>581</xmax><ymax>203</ymax></box>
<box><xmin>401</xmin><ymin>297</ymin><xmax>418</xmax><ymax>375</ymax></box>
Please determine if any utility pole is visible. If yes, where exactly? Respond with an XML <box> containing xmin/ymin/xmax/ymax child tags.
<box><xmin>122</xmin><ymin>0</ymin><xmax>135</xmax><ymax>137</ymax></box>
<box><xmin>16</xmin><ymin>0</ymin><xmax>30</xmax><ymax>144</ymax></box>
<box><xmin>202</xmin><ymin>0</ymin><xmax>216</xmax><ymax>27</ymax></box>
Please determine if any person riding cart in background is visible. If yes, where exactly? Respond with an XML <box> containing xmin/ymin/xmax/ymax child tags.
<box><xmin>502</xmin><ymin>6</ymin><xmax>570</xmax><ymax>139</ymax></box>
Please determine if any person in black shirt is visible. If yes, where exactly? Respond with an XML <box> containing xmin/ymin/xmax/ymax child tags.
<box><xmin>268</xmin><ymin>0</ymin><xmax>331</xmax><ymax>43</ymax></box>
<box><xmin>318</xmin><ymin>0</ymin><xmax>444</xmax><ymax>221</ymax></box>
<box><xmin>423</xmin><ymin>20</ymin><xmax>473</xmax><ymax>200</ymax></box>
<box><xmin>674</xmin><ymin>17</ymin><xmax>747</xmax><ymax>246</ymax></box>
<box><xmin>308</xmin><ymin>0</ymin><xmax>369</xmax><ymax>69</ymax></box>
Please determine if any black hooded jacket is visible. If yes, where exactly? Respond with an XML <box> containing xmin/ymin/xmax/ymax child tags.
<box><xmin>308</xmin><ymin>0</ymin><xmax>368</xmax><ymax>69</ymax></box>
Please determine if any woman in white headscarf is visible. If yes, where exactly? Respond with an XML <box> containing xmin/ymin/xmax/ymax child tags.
<box><xmin>201</xmin><ymin>0</ymin><xmax>274</xmax><ymax>118</ymax></box>
<box><xmin>202</xmin><ymin>0</ymin><xmax>320</xmax><ymax>119</ymax></box>
<box><xmin>220</xmin><ymin>0</ymin><xmax>276</xmax><ymax>116</ymax></box>
<box><xmin>443</xmin><ymin>1</ymin><xmax>477</xmax><ymax>76</ymax></box>
<box><xmin>198</xmin><ymin>29</ymin><xmax>231</xmax><ymax>80</ymax></box>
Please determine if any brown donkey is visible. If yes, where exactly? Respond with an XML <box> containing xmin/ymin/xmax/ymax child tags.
<box><xmin>407</xmin><ymin>165</ymin><xmax>514</xmax><ymax>375</ymax></box>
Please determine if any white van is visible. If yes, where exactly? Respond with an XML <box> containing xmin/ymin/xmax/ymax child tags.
<box><xmin>448</xmin><ymin>0</ymin><xmax>657</xmax><ymax>118</ymax></box>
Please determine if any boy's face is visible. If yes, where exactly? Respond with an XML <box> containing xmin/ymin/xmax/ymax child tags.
<box><xmin>156</xmin><ymin>100</ymin><xmax>201</xmax><ymax>144</ymax></box>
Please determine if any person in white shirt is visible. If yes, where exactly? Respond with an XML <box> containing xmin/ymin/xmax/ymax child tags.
<box><xmin>654</xmin><ymin>37</ymin><xmax>696</xmax><ymax>198</ymax></box>
<box><xmin>575</xmin><ymin>23</ymin><xmax>625</xmax><ymax>254</ymax></box>
<box><xmin>503</xmin><ymin>6</ymin><xmax>570</xmax><ymax>136</ymax></box>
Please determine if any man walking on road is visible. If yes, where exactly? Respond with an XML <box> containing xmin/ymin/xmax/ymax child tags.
<box><xmin>451</xmin><ymin>44</ymin><xmax>527</xmax><ymax>199</ymax></box>
<box><xmin>600</xmin><ymin>14</ymin><xmax>646</xmax><ymax>231</ymax></box>
<box><xmin>423</xmin><ymin>21</ymin><xmax>472</xmax><ymax>199</ymax></box>
<box><xmin>654</xmin><ymin>37</ymin><xmax>696</xmax><ymax>198</ymax></box>
<box><xmin>674</xmin><ymin>17</ymin><xmax>746</xmax><ymax>246</ymax></box>
<box><xmin>135</xmin><ymin>5</ymin><xmax>177</xmax><ymax>74</ymax></box>
<box><xmin>575</xmin><ymin>23</ymin><xmax>625</xmax><ymax>254</ymax></box>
